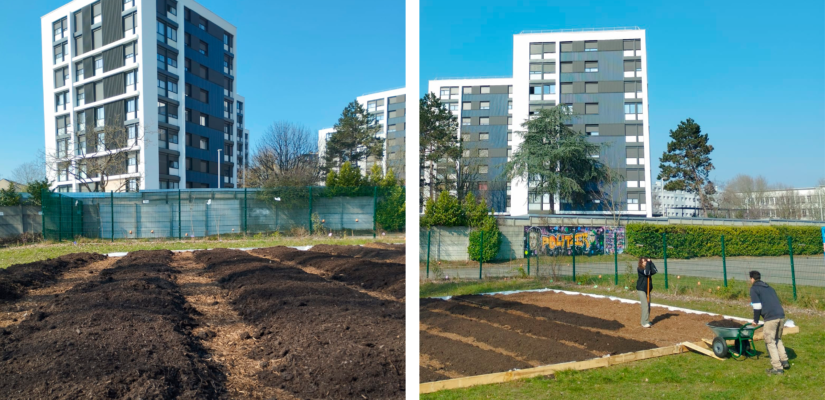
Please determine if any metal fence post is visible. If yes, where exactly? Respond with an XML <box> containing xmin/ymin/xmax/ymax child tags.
<box><xmin>308</xmin><ymin>187</ymin><xmax>313</xmax><ymax>235</ymax></box>
<box><xmin>662</xmin><ymin>232</ymin><xmax>668</xmax><ymax>289</ymax></box>
<box><xmin>426</xmin><ymin>229</ymin><xmax>431</xmax><ymax>279</ymax></box>
<box><xmin>110</xmin><ymin>191</ymin><xmax>114</xmax><ymax>242</ymax></box>
<box><xmin>572</xmin><ymin>247</ymin><xmax>576</xmax><ymax>282</ymax></box>
<box><xmin>526</xmin><ymin>248</ymin><xmax>530</xmax><ymax>276</ymax></box>
<box><xmin>613</xmin><ymin>230</ymin><xmax>618</xmax><ymax>285</ymax></box>
<box><xmin>57</xmin><ymin>193</ymin><xmax>62</xmax><ymax>242</ymax></box>
<box><xmin>721</xmin><ymin>234</ymin><xmax>728</xmax><ymax>287</ymax></box>
<box><xmin>788</xmin><ymin>236</ymin><xmax>797</xmax><ymax>301</ymax></box>
<box><xmin>373</xmin><ymin>186</ymin><xmax>378</xmax><ymax>239</ymax></box>
<box><xmin>243</xmin><ymin>188</ymin><xmax>248</xmax><ymax>235</ymax></box>
<box><xmin>178</xmin><ymin>189</ymin><xmax>182</xmax><ymax>240</ymax></box>
<box><xmin>479</xmin><ymin>230</ymin><xmax>484</xmax><ymax>280</ymax></box>
<box><xmin>536</xmin><ymin>253</ymin><xmax>540</xmax><ymax>278</ymax></box>
<box><xmin>40</xmin><ymin>189</ymin><xmax>46</xmax><ymax>240</ymax></box>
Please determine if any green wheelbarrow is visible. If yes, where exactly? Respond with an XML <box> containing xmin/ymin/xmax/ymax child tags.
<box><xmin>706</xmin><ymin>322</ymin><xmax>763</xmax><ymax>359</ymax></box>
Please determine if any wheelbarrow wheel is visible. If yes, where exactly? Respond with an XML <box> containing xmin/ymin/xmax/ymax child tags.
<box><xmin>712</xmin><ymin>337</ymin><xmax>729</xmax><ymax>358</ymax></box>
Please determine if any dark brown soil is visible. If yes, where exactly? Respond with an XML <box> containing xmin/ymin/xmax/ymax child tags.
<box><xmin>0</xmin><ymin>250</ymin><xmax>226</xmax><ymax>399</ymax></box>
<box><xmin>311</xmin><ymin>244</ymin><xmax>405</xmax><ymax>263</ymax></box>
<box><xmin>420</xmin><ymin>331</ymin><xmax>532</xmax><ymax>377</ymax></box>
<box><xmin>423</xmin><ymin>298</ymin><xmax>657</xmax><ymax>355</ymax></box>
<box><xmin>421</xmin><ymin>309</ymin><xmax>597</xmax><ymax>366</ymax></box>
<box><xmin>193</xmin><ymin>248</ymin><xmax>405</xmax><ymax>399</ymax></box>
<box><xmin>0</xmin><ymin>252</ymin><xmax>106</xmax><ymax>301</ymax></box>
<box><xmin>420</xmin><ymin>366</ymin><xmax>450</xmax><ymax>383</ymax></box>
<box><xmin>456</xmin><ymin>295</ymin><xmax>625</xmax><ymax>331</ymax></box>
<box><xmin>708</xmin><ymin>319</ymin><xmax>747</xmax><ymax>328</ymax></box>
<box><xmin>250</xmin><ymin>246</ymin><xmax>405</xmax><ymax>299</ymax></box>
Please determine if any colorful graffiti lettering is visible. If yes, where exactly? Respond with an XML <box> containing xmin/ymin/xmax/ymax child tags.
<box><xmin>524</xmin><ymin>226</ymin><xmax>625</xmax><ymax>257</ymax></box>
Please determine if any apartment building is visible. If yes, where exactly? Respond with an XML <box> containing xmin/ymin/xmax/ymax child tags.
<box><xmin>318</xmin><ymin>88</ymin><xmax>406</xmax><ymax>179</ymax></box>
<box><xmin>42</xmin><ymin>0</ymin><xmax>245</xmax><ymax>192</ymax></box>
<box><xmin>429</xmin><ymin>27</ymin><xmax>652</xmax><ymax>217</ymax></box>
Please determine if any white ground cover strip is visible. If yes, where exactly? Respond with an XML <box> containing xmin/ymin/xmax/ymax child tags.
<box><xmin>432</xmin><ymin>288</ymin><xmax>795</xmax><ymax>327</ymax></box>
<box><xmin>106</xmin><ymin>245</ymin><xmax>314</xmax><ymax>258</ymax></box>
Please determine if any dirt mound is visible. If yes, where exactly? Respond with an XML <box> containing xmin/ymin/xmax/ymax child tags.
<box><xmin>0</xmin><ymin>252</ymin><xmax>106</xmax><ymax>301</ymax></box>
<box><xmin>0</xmin><ymin>250</ymin><xmax>225</xmax><ymax>399</ymax></box>
<box><xmin>193</xmin><ymin>248</ymin><xmax>405</xmax><ymax>399</ymax></box>
<box><xmin>363</xmin><ymin>242</ymin><xmax>405</xmax><ymax>251</ymax></box>
<box><xmin>708</xmin><ymin>319</ymin><xmax>747</xmax><ymax>328</ymax></box>
<box><xmin>251</xmin><ymin>246</ymin><xmax>405</xmax><ymax>299</ymax></box>
<box><xmin>311</xmin><ymin>244</ymin><xmax>405</xmax><ymax>263</ymax></box>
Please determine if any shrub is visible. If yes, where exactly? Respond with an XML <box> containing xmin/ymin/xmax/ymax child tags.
<box><xmin>421</xmin><ymin>193</ymin><xmax>465</xmax><ymax>227</ymax></box>
<box><xmin>376</xmin><ymin>186</ymin><xmax>405</xmax><ymax>232</ymax></box>
<box><xmin>625</xmin><ymin>224</ymin><xmax>823</xmax><ymax>259</ymax></box>
<box><xmin>468</xmin><ymin>217</ymin><xmax>501</xmax><ymax>263</ymax></box>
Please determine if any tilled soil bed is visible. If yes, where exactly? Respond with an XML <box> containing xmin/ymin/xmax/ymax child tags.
<box><xmin>194</xmin><ymin>248</ymin><xmax>405</xmax><ymax>399</ymax></box>
<box><xmin>0</xmin><ymin>250</ymin><xmax>226</xmax><ymax>399</ymax></box>
<box><xmin>310</xmin><ymin>244</ymin><xmax>405</xmax><ymax>264</ymax></box>
<box><xmin>0</xmin><ymin>252</ymin><xmax>106</xmax><ymax>301</ymax></box>
<box><xmin>420</xmin><ymin>290</ymin><xmax>745</xmax><ymax>383</ymax></box>
<box><xmin>251</xmin><ymin>246</ymin><xmax>405</xmax><ymax>299</ymax></box>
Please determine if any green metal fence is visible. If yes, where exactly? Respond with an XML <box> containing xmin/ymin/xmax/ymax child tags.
<box><xmin>420</xmin><ymin>227</ymin><xmax>825</xmax><ymax>306</ymax></box>
<box><xmin>41</xmin><ymin>186</ymin><xmax>404</xmax><ymax>241</ymax></box>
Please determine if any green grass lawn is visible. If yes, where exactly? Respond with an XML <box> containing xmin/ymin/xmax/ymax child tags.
<box><xmin>421</xmin><ymin>278</ymin><xmax>825</xmax><ymax>400</ymax></box>
<box><xmin>0</xmin><ymin>234</ymin><xmax>404</xmax><ymax>269</ymax></box>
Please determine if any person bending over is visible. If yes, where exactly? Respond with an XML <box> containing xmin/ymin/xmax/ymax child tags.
<box><xmin>750</xmin><ymin>270</ymin><xmax>790</xmax><ymax>375</ymax></box>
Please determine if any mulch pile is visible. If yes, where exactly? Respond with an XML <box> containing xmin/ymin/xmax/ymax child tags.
<box><xmin>194</xmin><ymin>248</ymin><xmax>405</xmax><ymax>399</ymax></box>
<box><xmin>0</xmin><ymin>250</ymin><xmax>226</xmax><ymax>399</ymax></box>
<box><xmin>0</xmin><ymin>252</ymin><xmax>106</xmax><ymax>301</ymax></box>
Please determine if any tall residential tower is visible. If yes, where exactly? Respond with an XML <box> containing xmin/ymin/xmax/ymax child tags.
<box><xmin>429</xmin><ymin>28</ymin><xmax>652</xmax><ymax>217</ymax></box>
<box><xmin>42</xmin><ymin>0</ymin><xmax>247</xmax><ymax>192</ymax></box>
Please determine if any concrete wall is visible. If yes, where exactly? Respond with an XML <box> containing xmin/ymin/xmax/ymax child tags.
<box><xmin>0</xmin><ymin>206</ymin><xmax>43</xmax><ymax>238</ymax></box>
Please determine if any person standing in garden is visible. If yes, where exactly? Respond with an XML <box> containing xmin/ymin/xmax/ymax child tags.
<box><xmin>749</xmin><ymin>270</ymin><xmax>790</xmax><ymax>375</ymax></box>
<box><xmin>636</xmin><ymin>256</ymin><xmax>657</xmax><ymax>327</ymax></box>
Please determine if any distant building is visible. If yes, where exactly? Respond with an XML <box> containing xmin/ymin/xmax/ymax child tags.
<box><xmin>0</xmin><ymin>179</ymin><xmax>27</xmax><ymax>192</ymax></box>
<box><xmin>652</xmin><ymin>180</ymin><xmax>701</xmax><ymax>217</ymax></box>
<box><xmin>726</xmin><ymin>186</ymin><xmax>825</xmax><ymax>220</ymax></box>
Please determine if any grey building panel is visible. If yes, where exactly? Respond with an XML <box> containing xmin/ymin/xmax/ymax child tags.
<box><xmin>572</xmin><ymin>82</ymin><xmax>585</xmax><ymax>93</ymax></box>
<box><xmin>559</xmin><ymin>51</ymin><xmax>626</xmax><ymax>81</ymax></box>
<box><xmin>102</xmin><ymin>0</ymin><xmax>123</xmax><ymax>46</ymax></box>
<box><xmin>102</xmin><ymin>45</ymin><xmax>123</xmax><ymax>72</ymax></box>
<box><xmin>81</xmin><ymin>5</ymin><xmax>92</xmax><ymax>54</ymax></box>
<box><xmin>597</xmin><ymin>40</ymin><xmax>623</xmax><ymax>51</ymax></box>
<box><xmin>83</xmin><ymin>57</ymin><xmax>93</xmax><ymax>77</ymax></box>
<box><xmin>387</xmin><ymin>116</ymin><xmax>405</xmax><ymax>125</ymax></box>
<box><xmin>559</xmin><ymin>52</ymin><xmax>601</xmax><ymax>62</ymax></box>
<box><xmin>489</xmin><ymin>116</ymin><xmax>509</xmax><ymax>125</ymax></box>
<box><xmin>589</xmin><ymin>136</ymin><xmax>626</xmax><ymax>169</ymax></box>
<box><xmin>103</xmin><ymin>73</ymin><xmax>124</xmax><ymax>98</ymax></box>
<box><xmin>103</xmin><ymin>99</ymin><xmax>124</xmax><ymax>129</ymax></box>
<box><xmin>489</xmin><ymin>85</ymin><xmax>510</xmax><ymax>94</ymax></box>
<box><xmin>572</xmin><ymin>41</ymin><xmax>585</xmax><ymax>52</ymax></box>
<box><xmin>462</xmin><ymin>110</ymin><xmax>490</xmax><ymax>118</ymax></box>
<box><xmin>598</xmin><ymin>81</ymin><xmax>624</xmax><ymax>93</ymax></box>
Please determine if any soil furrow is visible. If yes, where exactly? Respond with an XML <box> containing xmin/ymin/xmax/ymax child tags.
<box><xmin>0</xmin><ymin>252</ymin><xmax>107</xmax><ymax>302</ymax></box>
<box><xmin>193</xmin><ymin>248</ymin><xmax>405</xmax><ymax>399</ymax></box>
<box><xmin>421</xmin><ymin>309</ymin><xmax>598</xmax><ymax>367</ymax></box>
<box><xmin>455</xmin><ymin>294</ymin><xmax>624</xmax><ymax>330</ymax></box>
<box><xmin>419</xmin><ymin>330</ymin><xmax>532</xmax><ymax>378</ymax></box>
<box><xmin>421</xmin><ymin>322</ymin><xmax>542</xmax><ymax>366</ymax></box>
<box><xmin>0</xmin><ymin>250</ymin><xmax>226</xmax><ymax>399</ymax></box>
<box><xmin>310</xmin><ymin>244</ymin><xmax>405</xmax><ymax>263</ymax></box>
<box><xmin>423</xmin><ymin>298</ymin><xmax>656</xmax><ymax>355</ymax></box>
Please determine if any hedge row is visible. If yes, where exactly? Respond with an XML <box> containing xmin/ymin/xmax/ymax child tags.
<box><xmin>625</xmin><ymin>224</ymin><xmax>824</xmax><ymax>259</ymax></box>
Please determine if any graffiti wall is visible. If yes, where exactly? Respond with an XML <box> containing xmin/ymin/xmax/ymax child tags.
<box><xmin>524</xmin><ymin>226</ymin><xmax>625</xmax><ymax>257</ymax></box>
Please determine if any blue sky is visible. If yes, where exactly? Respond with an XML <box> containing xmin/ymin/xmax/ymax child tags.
<box><xmin>421</xmin><ymin>0</ymin><xmax>825</xmax><ymax>188</ymax></box>
<box><xmin>0</xmin><ymin>0</ymin><xmax>404</xmax><ymax>179</ymax></box>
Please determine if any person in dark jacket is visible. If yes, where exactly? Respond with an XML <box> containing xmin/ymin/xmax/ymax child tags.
<box><xmin>750</xmin><ymin>270</ymin><xmax>789</xmax><ymax>375</ymax></box>
<box><xmin>636</xmin><ymin>256</ymin><xmax>657</xmax><ymax>327</ymax></box>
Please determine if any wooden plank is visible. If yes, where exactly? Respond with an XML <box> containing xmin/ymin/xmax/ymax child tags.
<box><xmin>419</xmin><ymin>344</ymin><xmax>686</xmax><ymax>394</ymax></box>
<box><xmin>752</xmin><ymin>325</ymin><xmax>799</xmax><ymax>341</ymax></box>
<box><xmin>682</xmin><ymin>341</ymin><xmax>726</xmax><ymax>361</ymax></box>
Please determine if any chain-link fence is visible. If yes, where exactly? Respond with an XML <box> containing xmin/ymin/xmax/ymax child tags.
<box><xmin>41</xmin><ymin>186</ymin><xmax>405</xmax><ymax>241</ymax></box>
<box><xmin>420</xmin><ymin>226</ymin><xmax>825</xmax><ymax>306</ymax></box>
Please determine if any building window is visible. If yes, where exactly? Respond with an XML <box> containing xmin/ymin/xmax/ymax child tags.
<box><xmin>479</xmin><ymin>165</ymin><xmax>489</xmax><ymax>174</ymax></box>
<box><xmin>56</xmin><ymin>115</ymin><xmax>69</xmax><ymax>136</ymax></box>
<box><xmin>585</xmin><ymin>124</ymin><xmax>599</xmax><ymax>136</ymax></box>
<box><xmin>478</xmin><ymin>182</ymin><xmax>488</xmax><ymax>191</ymax></box>
<box><xmin>543</xmin><ymin>84</ymin><xmax>555</xmax><ymax>95</ymax></box>
<box><xmin>54</xmin><ymin>43</ymin><xmax>66</xmax><ymax>64</ymax></box>
<box><xmin>123</xmin><ymin>0</ymin><xmax>135</xmax><ymax>9</ymax></box>
<box><xmin>462</xmin><ymin>102</ymin><xmax>472</xmax><ymax>111</ymax></box>
<box><xmin>560</xmin><ymin>83</ymin><xmax>573</xmax><ymax>94</ymax></box>
<box><xmin>199</xmin><ymin>40</ymin><xmax>208</xmax><ymax>55</ymax></box>
<box><xmin>76</xmin><ymin>112</ymin><xmax>86</xmax><ymax>132</ymax></box>
<box><xmin>585</xmin><ymin>41</ymin><xmax>598</xmax><ymax>52</ymax></box>
<box><xmin>126</xmin><ymin>70</ymin><xmax>137</xmax><ymax>91</ymax></box>
<box><xmin>440</xmin><ymin>88</ymin><xmax>450</xmax><ymax>99</ymax></box>
<box><xmin>92</xmin><ymin>2</ymin><xmax>102</xmax><ymax>24</ymax></box>
<box><xmin>55</xmin><ymin>91</ymin><xmax>68</xmax><ymax>112</ymax></box>
<box><xmin>123</xmin><ymin>13</ymin><xmax>136</xmax><ymax>35</ymax></box>
<box><xmin>126</xmin><ymin>123</ymin><xmax>137</xmax><ymax>144</ymax></box>
<box><xmin>478</xmin><ymin>149</ymin><xmax>489</xmax><ymax>157</ymax></box>
<box><xmin>480</xmin><ymin>86</ymin><xmax>490</xmax><ymax>94</ymax></box>
<box><xmin>560</xmin><ymin>62</ymin><xmax>573</xmax><ymax>73</ymax></box>
<box><xmin>199</xmin><ymin>137</ymin><xmax>208</xmax><ymax>150</ymax></box>
<box><xmin>94</xmin><ymin>56</ymin><xmax>103</xmax><ymax>75</ymax></box>
<box><xmin>462</xmin><ymin>117</ymin><xmax>470</xmax><ymax>126</ymax></box>
<box><xmin>585</xmin><ymin>103</ymin><xmax>599</xmax><ymax>114</ymax></box>
<box><xmin>198</xmin><ymin>17</ymin><xmax>207</xmax><ymax>30</ymax></box>
<box><xmin>480</xmin><ymin>117</ymin><xmax>490</xmax><ymax>126</ymax></box>
<box><xmin>53</xmin><ymin>18</ymin><xmax>67</xmax><ymax>41</ymax></box>
<box><xmin>560</xmin><ymin>42</ymin><xmax>573</xmax><ymax>52</ymax></box>
<box><xmin>480</xmin><ymin>101</ymin><xmax>490</xmax><ymax>110</ymax></box>
<box><xmin>463</xmin><ymin>86</ymin><xmax>472</xmax><ymax>95</ymax></box>
<box><xmin>95</xmin><ymin>107</ymin><xmax>105</xmax><ymax>127</ymax></box>
<box><xmin>126</xmin><ymin>98</ymin><xmax>137</xmax><ymax>120</ymax></box>
<box><xmin>200</xmin><ymin>115</ymin><xmax>208</xmax><ymax>126</ymax></box>
<box><xmin>585</xmin><ymin>61</ymin><xmax>598</xmax><ymax>72</ymax></box>
<box><xmin>200</xmin><ymin>89</ymin><xmax>209</xmax><ymax>103</ymax></box>
<box><xmin>479</xmin><ymin>132</ymin><xmax>489</xmax><ymax>141</ymax></box>
<box><xmin>92</xmin><ymin>28</ymin><xmax>102</xmax><ymax>50</ymax></box>
<box><xmin>585</xmin><ymin>82</ymin><xmax>599</xmax><ymax>94</ymax></box>
<box><xmin>76</xmin><ymin>90</ymin><xmax>85</xmax><ymax>106</ymax></box>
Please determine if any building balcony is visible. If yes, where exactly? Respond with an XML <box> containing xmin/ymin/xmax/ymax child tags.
<box><xmin>169</xmin><ymin>167</ymin><xmax>179</xmax><ymax>176</ymax></box>
<box><xmin>167</xmin><ymin>11</ymin><xmax>177</xmax><ymax>21</ymax></box>
<box><xmin>529</xmin><ymin>94</ymin><xmax>542</xmax><ymax>101</ymax></box>
<box><xmin>223</xmin><ymin>176</ymin><xmax>234</xmax><ymax>184</ymax></box>
<box><xmin>128</xmin><ymin>165</ymin><xmax>137</xmax><ymax>173</ymax></box>
<box><xmin>223</xmin><ymin>154</ymin><xmax>233</xmax><ymax>163</ymax></box>
<box><xmin>624</xmin><ymin>70</ymin><xmax>642</xmax><ymax>78</ymax></box>
<box><xmin>624</xmin><ymin>91</ymin><xmax>643</xmax><ymax>99</ymax></box>
<box><xmin>623</xmin><ymin>50</ymin><xmax>642</xmax><ymax>57</ymax></box>
<box><xmin>224</xmin><ymin>132</ymin><xmax>233</xmax><ymax>141</ymax></box>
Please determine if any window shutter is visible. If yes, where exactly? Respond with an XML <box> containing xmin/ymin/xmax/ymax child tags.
<box><xmin>54</xmin><ymin>69</ymin><xmax>62</xmax><ymax>88</ymax></box>
<box><xmin>543</xmin><ymin>63</ymin><xmax>555</xmax><ymax>73</ymax></box>
<box><xmin>625</xmin><ymin>81</ymin><xmax>635</xmax><ymax>92</ymax></box>
<box><xmin>585</xmin><ymin>82</ymin><xmax>598</xmax><ymax>93</ymax></box>
<box><xmin>624</xmin><ymin>60</ymin><xmax>634</xmax><ymax>71</ymax></box>
<box><xmin>623</xmin><ymin>40</ymin><xmax>634</xmax><ymax>50</ymax></box>
<box><xmin>530</xmin><ymin>44</ymin><xmax>542</xmax><ymax>54</ymax></box>
<box><xmin>585</xmin><ymin>103</ymin><xmax>599</xmax><ymax>114</ymax></box>
<box><xmin>543</xmin><ymin>43</ymin><xmax>555</xmax><ymax>53</ymax></box>
<box><xmin>560</xmin><ymin>42</ymin><xmax>573</xmax><ymax>52</ymax></box>
<box><xmin>585</xmin><ymin>61</ymin><xmax>597</xmax><ymax>69</ymax></box>
<box><xmin>530</xmin><ymin>64</ymin><xmax>542</xmax><ymax>72</ymax></box>
<box><xmin>560</xmin><ymin>62</ymin><xmax>573</xmax><ymax>73</ymax></box>
<box><xmin>585</xmin><ymin>41</ymin><xmax>598</xmax><ymax>50</ymax></box>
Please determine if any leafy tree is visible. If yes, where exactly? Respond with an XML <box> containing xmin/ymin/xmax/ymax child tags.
<box><xmin>326</xmin><ymin>161</ymin><xmax>363</xmax><ymax>188</ymax></box>
<box><xmin>463</xmin><ymin>192</ymin><xmax>489</xmax><ymax>228</ymax></box>
<box><xmin>0</xmin><ymin>182</ymin><xmax>22</xmax><ymax>206</ymax></box>
<box><xmin>323</xmin><ymin>100</ymin><xmax>383</xmax><ymax>170</ymax></box>
<box><xmin>25</xmin><ymin>179</ymin><xmax>52</xmax><ymax>206</ymax></box>
<box><xmin>504</xmin><ymin>106</ymin><xmax>613</xmax><ymax>213</ymax></box>
<box><xmin>657</xmin><ymin>118</ymin><xmax>716</xmax><ymax>216</ymax></box>
<box><xmin>420</xmin><ymin>92</ymin><xmax>460</xmax><ymax>203</ymax></box>
<box><xmin>421</xmin><ymin>192</ymin><xmax>465</xmax><ymax>227</ymax></box>
<box><xmin>468</xmin><ymin>216</ymin><xmax>501</xmax><ymax>263</ymax></box>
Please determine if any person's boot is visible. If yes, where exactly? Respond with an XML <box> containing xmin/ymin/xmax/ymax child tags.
<box><xmin>766</xmin><ymin>368</ymin><xmax>784</xmax><ymax>375</ymax></box>
<box><xmin>781</xmin><ymin>361</ymin><xmax>790</xmax><ymax>370</ymax></box>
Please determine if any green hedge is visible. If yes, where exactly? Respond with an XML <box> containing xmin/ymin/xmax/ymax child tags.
<box><xmin>625</xmin><ymin>224</ymin><xmax>824</xmax><ymax>259</ymax></box>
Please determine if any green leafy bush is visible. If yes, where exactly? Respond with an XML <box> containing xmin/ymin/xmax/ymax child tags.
<box><xmin>625</xmin><ymin>224</ymin><xmax>823</xmax><ymax>259</ymax></box>
<box><xmin>468</xmin><ymin>217</ymin><xmax>501</xmax><ymax>263</ymax></box>
<box><xmin>421</xmin><ymin>193</ymin><xmax>465</xmax><ymax>227</ymax></box>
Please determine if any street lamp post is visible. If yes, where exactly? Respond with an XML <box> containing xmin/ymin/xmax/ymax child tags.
<box><xmin>217</xmin><ymin>149</ymin><xmax>222</xmax><ymax>189</ymax></box>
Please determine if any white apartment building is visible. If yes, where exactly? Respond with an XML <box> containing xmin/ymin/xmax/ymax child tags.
<box><xmin>42</xmin><ymin>0</ymin><xmax>246</xmax><ymax>192</ymax></box>
<box><xmin>318</xmin><ymin>88</ymin><xmax>406</xmax><ymax>179</ymax></box>
<box><xmin>652</xmin><ymin>180</ymin><xmax>701</xmax><ymax>217</ymax></box>
<box><xmin>429</xmin><ymin>27</ymin><xmax>652</xmax><ymax>217</ymax></box>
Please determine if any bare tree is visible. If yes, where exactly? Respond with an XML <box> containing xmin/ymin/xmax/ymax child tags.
<box><xmin>247</xmin><ymin>121</ymin><xmax>320</xmax><ymax>187</ymax></box>
<box><xmin>718</xmin><ymin>174</ymin><xmax>771</xmax><ymax>219</ymax></box>
<box><xmin>45</xmin><ymin>123</ymin><xmax>146</xmax><ymax>192</ymax></box>
<box><xmin>11</xmin><ymin>156</ymin><xmax>46</xmax><ymax>185</ymax></box>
